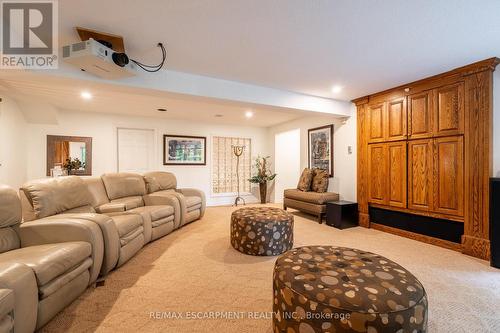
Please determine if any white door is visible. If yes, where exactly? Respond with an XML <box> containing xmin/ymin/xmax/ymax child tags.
<box><xmin>274</xmin><ymin>128</ymin><xmax>301</xmax><ymax>203</ymax></box>
<box><xmin>117</xmin><ymin>128</ymin><xmax>156</xmax><ymax>173</ymax></box>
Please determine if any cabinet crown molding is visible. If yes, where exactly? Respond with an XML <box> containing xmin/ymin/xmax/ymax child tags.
<box><xmin>351</xmin><ymin>57</ymin><xmax>499</xmax><ymax>103</ymax></box>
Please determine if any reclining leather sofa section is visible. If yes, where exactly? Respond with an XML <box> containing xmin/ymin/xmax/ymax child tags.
<box><xmin>0</xmin><ymin>171</ymin><xmax>205</xmax><ymax>332</ymax></box>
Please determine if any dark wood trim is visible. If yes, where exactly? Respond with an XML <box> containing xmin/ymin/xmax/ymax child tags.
<box><xmin>357</xmin><ymin>103</ymin><xmax>369</xmax><ymax>228</ymax></box>
<box><xmin>462</xmin><ymin>235</ymin><xmax>491</xmax><ymax>260</ymax></box>
<box><xmin>307</xmin><ymin>124</ymin><xmax>334</xmax><ymax>177</ymax></box>
<box><xmin>462</xmin><ymin>69</ymin><xmax>494</xmax><ymax>260</ymax></box>
<box><xmin>371</xmin><ymin>222</ymin><xmax>462</xmax><ymax>252</ymax></box>
<box><xmin>163</xmin><ymin>134</ymin><xmax>207</xmax><ymax>166</ymax></box>
<box><xmin>76</xmin><ymin>27</ymin><xmax>125</xmax><ymax>53</ymax></box>
<box><xmin>46</xmin><ymin>135</ymin><xmax>92</xmax><ymax>176</ymax></box>
<box><xmin>358</xmin><ymin>213</ymin><xmax>370</xmax><ymax>228</ymax></box>
<box><xmin>353</xmin><ymin>96</ymin><xmax>369</xmax><ymax>106</ymax></box>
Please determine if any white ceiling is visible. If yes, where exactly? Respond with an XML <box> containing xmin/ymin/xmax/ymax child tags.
<box><xmin>58</xmin><ymin>0</ymin><xmax>500</xmax><ymax>101</ymax></box>
<box><xmin>0</xmin><ymin>73</ymin><xmax>308</xmax><ymax>127</ymax></box>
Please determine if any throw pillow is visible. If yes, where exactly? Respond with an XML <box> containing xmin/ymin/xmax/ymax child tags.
<box><xmin>311</xmin><ymin>168</ymin><xmax>329</xmax><ymax>193</ymax></box>
<box><xmin>297</xmin><ymin>168</ymin><xmax>314</xmax><ymax>191</ymax></box>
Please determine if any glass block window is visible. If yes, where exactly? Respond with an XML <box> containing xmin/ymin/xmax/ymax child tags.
<box><xmin>212</xmin><ymin>136</ymin><xmax>251</xmax><ymax>194</ymax></box>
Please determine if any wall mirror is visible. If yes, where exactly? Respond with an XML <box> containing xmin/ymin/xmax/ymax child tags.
<box><xmin>46</xmin><ymin>135</ymin><xmax>92</xmax><ymax>176</ymax></box>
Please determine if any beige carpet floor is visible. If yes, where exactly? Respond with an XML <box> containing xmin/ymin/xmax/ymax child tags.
<box><xmin>42</xmin><ymin>204</ymin><xmax>500</xmax><ymax>333</ymax></box>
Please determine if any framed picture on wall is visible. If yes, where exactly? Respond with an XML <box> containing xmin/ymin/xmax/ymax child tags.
<box><xmin>163</xmin><ymin>134</ymin><xmax>207</xmax><ymax>165</ymax></box>
<box><xmin>308</xmin><ymin>124</ymin><xmax>334</xmax><ymax>177</ymax></box>
<box><xmin>46</xmin><ymin>135</ymin><xmax>92</xmax><ymax>176</ymax></box>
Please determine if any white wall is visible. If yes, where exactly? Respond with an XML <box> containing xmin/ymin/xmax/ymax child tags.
<box><xmin>24</xmin><ymin>110</ymin><xmax>271</xmax><ymax>206</ymax></box>
<box><xmin>494</xmin><ymin>70</ymin><xmax>500</xmax><ymax>177</ymax></box>
<box><xmin>0</xmin><ymin>97</ymin><xmax>27</xmax><ymax>189</ymax></box>
<box><xmin>2</xmin><ymin>92</ymin><xmax>358</xmax><ymax>204</ymax></box>
<box><xmin>274</xmin><ymin>129</ymin><xmax>301</xmax><ymax>203</ymax></box>
<box><xmin>268</xmin><ymin>107</ymin><xmax>357</xmax><ymax>202</ymax></box>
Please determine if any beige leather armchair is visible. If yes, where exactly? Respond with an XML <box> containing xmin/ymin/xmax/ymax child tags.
<box><xmin>143</xmin><ymin>171</ymin><xmax>206</xmax><ymax>227</ymax></box>
<box><xmin>37</xmin><ymin>213</ymin><xmax>119</xmax><ymax>275</ymax></box>
<box><xmin>100</xmin><ymin>173</ymin><xmax>178</xmax><ymax>243</ymax></box>
<box><xmin>0</xmin><ymin>288</ymin><xmax>14</xmax><ymax>333</ymax></box>
<box><xmin>20</xmin><ymin>216</ymin><xmax>104</xmax><ymax>283</ymax></box>
<box><xmin>20</xmin><ymin>176</ymin><xmax>138</xmax><ymax>273</ymax></box>
<box><xmin>0</xmin><ymin>263</ymin><xmax>37</xmax><ymax>333</ymax></box>
<box><xmin>0</xmin><ymin>185</ymin><xmax>95</xmax><ymax>331</ymax></box>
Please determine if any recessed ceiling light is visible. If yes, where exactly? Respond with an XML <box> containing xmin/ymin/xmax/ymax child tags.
<box><xmin>331</xmin><ymin>85</ymin><xmax>342</xmax><ymax>94</ymax></box>
<box><xmin>245</xmin><ymin>111</ymin><xmax>254</xmax><ymax>118</ymax></box>
<box><xmin>157</xmin><ymin>108</ymin><xmax>167</xmax><ymax>112</ymax></box>
<box><xmin>214</xmin><ymin>114</ymin><xmax>223</xmax><ymax>118</ymax></box>
<box><xmin>80</xmin><ymin>91</ymin><xmax>92</xmax><ymax>100</ymax></box>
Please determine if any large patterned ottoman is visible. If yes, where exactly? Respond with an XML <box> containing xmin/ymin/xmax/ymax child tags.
<box><xmin>230</xmin><ymin>207</ymin><xmax>294</xmax><ymax>256</ymax></box>
<box><xmin>273</xmin><ymin>246</ymin><xmax>428</xmax><ymax>333</ymax></box>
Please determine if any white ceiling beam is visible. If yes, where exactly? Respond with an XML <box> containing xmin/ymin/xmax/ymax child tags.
<box><xmin>27</xmin><ymin>63</ymin><xmax>353</xmax><ymax>117</ymax></box>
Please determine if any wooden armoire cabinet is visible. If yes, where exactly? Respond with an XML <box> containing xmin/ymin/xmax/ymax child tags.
<box><xmin>367</xmin><ymin>102</ymin><xmax>386</xmax><ymax>142</ymax></box>
<box><xmin>433</xmin><ymin>136</ymin><xmax>464</xmax><ymax>216</ymax></box>
<box><xmin>368</xmin><ymin>141</ymin><xmax>407</xmax><ymax>208</ymax></box>
<box><xmin>408</xmin><ymin>91</ymin><xmax>433</xmax><ymax>138</ymax></box>
<box><xmin>407</xmin><ymin>139</ymin><xmax>433</xmax><ymax>211</ymax></box>
<box><xmin>355</xmin><ymin>58</ymin><xmax>498</xmax><ymax>260</ymax></box>
<box><xmin>367</xmin><ymin>97</ymin><xmax>407</xmax><ymax>143</ymax></box>
<box><xmin>407</xmin><ymin>136</ymin><xmax>464</xmax><ymax>216</ymax></box>
<box><xmin>387</xmin><ymin>141</ymin><xmax>407</xmax><ymax>208</ymax></box>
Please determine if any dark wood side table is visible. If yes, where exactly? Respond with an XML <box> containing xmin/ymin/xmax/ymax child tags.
<box><xmin>326</xmin><ymin>201</ymin><xmax>358</xmax><ymax>229</ymax></box>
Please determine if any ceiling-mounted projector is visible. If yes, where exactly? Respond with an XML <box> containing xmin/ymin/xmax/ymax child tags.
<box><xmin>62</xmin><ymin>38</ymin><xmax>139</xmax><ymax>80</ymax></box>
<box><xmin>63</xmin><ymin>27</ymin><xmax>166</xmax><ymax>80</ymax></box>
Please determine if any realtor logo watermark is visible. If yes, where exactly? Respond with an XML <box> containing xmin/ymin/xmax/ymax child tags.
<box><xmin>1</xmin><ymin>0</ymin><xmax>58</xmax><ymax>69</ymax></box>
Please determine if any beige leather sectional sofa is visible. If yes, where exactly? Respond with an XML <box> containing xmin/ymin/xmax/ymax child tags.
<box><xmin>0</xmin><ymin>171</ymin><xmax>205</xmax><ymax>332</ymax></box>
<box><xmin>143</xmin><ymin>171</ymin><xmax>206</xmax><ymax>226</ymax></box>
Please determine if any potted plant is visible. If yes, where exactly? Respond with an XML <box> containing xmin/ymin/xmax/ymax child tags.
<box><xmin>63</xmin><ymin>157</ymin><xmax>85</xmax><ymax>175</ymax></box>
<box><xmin>248</xmin><ymin>156</ymin><xmax>277</xmax><ymax>204</ymax></box>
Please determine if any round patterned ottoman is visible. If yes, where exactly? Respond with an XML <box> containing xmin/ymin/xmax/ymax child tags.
<box><xmin>230</xmin><ymin>207</ymin><xmax>294</xmax><ymax>256</ymax></box>
<box><xmin>273</xmin><ymin>246</ymin><xmax>428</xmax><ymax>333</ymax></box>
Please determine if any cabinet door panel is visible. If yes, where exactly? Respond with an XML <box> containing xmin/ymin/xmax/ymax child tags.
<box><xmin>433</xmin><ymin>136</ymin><xmax>464</xmax><ymax>216</ymax></box>
<box><xmin>388</xmin><ymin>142</ymin><xmax>407</xmax><ymax>208</ymax></box>
<box><xmin>368</xmin><ymin>103</ymin><xmax>385</xmax><ymax>143</ymax></box>
<box><xmin>408</xmin><ymin>139</ymin><xmax>433</xmax><ymax>211</ymax></box>
<box><xmin>387</xmin><ymin>97</ymin><xmax>407</xmax><ymax>140</ymax></box>
<box><xmin>408</xmin><ymin>91</ymin><xmax>432</xmax><ymax>138</ymax></box>
<box><xmin>368</xmin><ymin>144</ymin><xmax>387</xmax><ymax>204</ymax></box>
<box><xmin>434</xmin><ymin>83</ymin><xmax>464</xmax><ymax>136</ymax></box>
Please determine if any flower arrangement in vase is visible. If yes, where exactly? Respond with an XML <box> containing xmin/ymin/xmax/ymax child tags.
<box><xmin>248</xmin><ymin>156</ymin><xmax>277</xmax><ymax>204</ymax></box>
<box><xmin>63</xmin><ymin>157</ymin><xmax>85</xmax><ymax>175</ymax></box>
